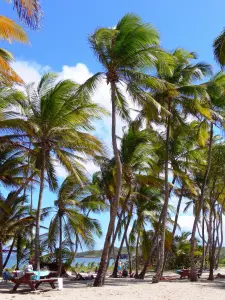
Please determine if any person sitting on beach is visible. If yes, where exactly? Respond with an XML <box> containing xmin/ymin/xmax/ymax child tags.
<box><xmin>2</xmin><ymin>268</ymin><xmax>12</xmax><ymax>282</ymax></box>
<box><xmin>23</xmin><ymin>261</ymin><xmax>33</xmax><ymax>272</ymax></box>
<box><xmin>122</xmin><ymin>268</ymin><xmax>128</xmax><ymax>278</ymax></box>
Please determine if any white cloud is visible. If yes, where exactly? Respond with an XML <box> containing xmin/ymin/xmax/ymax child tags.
<box><xmin>176</xmin><ymin>215</ymin><xmax>194</xmax><ymax>232</ymax></box>
<box><xmin>11</xmin><ymin>60</ymin><xmax>142</xmax><ymax>177</ymax></box>
<box><xmin>58</xmin><ymin>63</ymin><xmax>93</xmax><ymax>84</ymax></box>
<box><xmin>12</xmin><ymin>61</ymin><xmax>50</xmax><ymax>84</ymax></box>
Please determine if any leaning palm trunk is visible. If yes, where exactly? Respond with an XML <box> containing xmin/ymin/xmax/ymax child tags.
<box><xmin>58</xmin><ymin>214</ymin><xmax>63</xmax><ymax>277</ymax></box>
<box><xmin>112</xmin><ymin>206</ymin><xmax>133</xmax><ymax>278</ymax></box>
<box><xmin>190</xmin><ymin>122</ymin><xmax>213</xmax><ymax>281</ymax></box>
<box><xmin>125</xmin><ymin>235</ymin><xmax>132</xmax><ymax>275</ymax></box>
<box><xmin>209</xmin><ymin>205</ymin><xmax>217</xmax><ymax>280</ymax></box>
<box><xmin>3</xmin><ymin>237</ymin><xmax>16</xmax><ymax>269</ymax></box>
<box><xmin>162</xmin><ymin>186</ymin><xmax>184</xmax><ymax>272</ymax></box>
<box><xmin>0</xmin><ymin>241</ymin><xmax>3</xmax><ymax>276</ymax></box>
<box><xmin>153</xmin><ymin>105</ymin><xmax>171</xmax><ymax>283</ymax></box>
<box><xmin>215</xmin><ymin>209</ymin><xmax>223</xmax><ymax>269</ymax></box>
<box><xmin>138</xmin><ymin>212</ymin><xmax>163</xmax><ymax>279</ymax></box>
<box><xmin>138</xmin><ymin>178</ymin><xmax>176</xmax><ymax>280</ymax></box>
<box><xmin>108</xmin><ymin>190</ymin><xmax>132</xmax><ymax>269</ymax></box>
<box><xmin>208</xmin><ymin>198</ymin><xmax>214</xmax><ymax>280</ymax></box>
<box><xmin>200</xmin><ymin>208</ymin><xmax>206</xmax><ymax>273</ymax></box>
<box><xmin>16</xmin><ymin>234</ymin><xmax>22</xmax><ymax>269</ymax></box>
<box><xmin>93</xmin><ymin>81</ymin><xmax>122</xmax><ymax>287</ymax></box>
<box><xmin>135</xmin><ymin>232</ymin><xmax>140</xmax><ymax>277</ymax></box>
<box><xmin>35</xmin><ymin>148</ymin><xmax>46</xmax><ymax>271</ymax></box>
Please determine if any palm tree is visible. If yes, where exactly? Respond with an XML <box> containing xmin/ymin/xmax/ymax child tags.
<box><xmin>0</xmin><ymin>0</ymin><xmax>42</xmax><ymax>84</ymax></box>
<box><xmin>213</xmin><ymin>29</ymin><xmax>225</xmax><ymax>67</ymax></box>
<box><xmin>80</xmin><ymin>13</ymin><xmax>173</xmax><ymax>287</ymax></box>
<box><xmin>0</xmin><ymin>192</ymin><xmax>33</xmax><ymax>275</ymax></box>
<box><xmin>0</xmin><ymin>16</ymin><xmax>28</xmax><ymax>84</ymax></box>
<box><xmin>8</xmin><ymin>0</ymin><xmax>42</xmax><ymax>29</ymax></box>
<box><xmin>189</xmin><ymin>72</ymin><xmax>225</xmax><ymax>281</ymax></box>
<box><xmin>110</xmin><ymin>122</ymin><xmax>162</xmax><ymax>277</ymax></box>
<box><xmin>46</xmin><ymin>176</ymin><xmax>104</xmax><ymax>276</ymax></box>
<box><xmin>139</xmin><ymin>48</ymin><xmax>212</xmax><ymax>282</ymax></box>
<box><xmin>0</xmin><ymin>73</ymin><xmax>106</xmax><ymax>270</ymax></box>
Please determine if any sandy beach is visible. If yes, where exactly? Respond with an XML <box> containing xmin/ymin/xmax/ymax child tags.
<box><xmin>1</xmin><ymin>271</ymin><xmax>225</xmax><ymax>300</ymax></box>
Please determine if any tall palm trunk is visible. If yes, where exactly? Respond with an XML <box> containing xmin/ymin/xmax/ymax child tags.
<box><xmin>108</xmin><ymin>190</ymin><xmax>131</xmax><ymax>267</ymax></box>
<box><xmin>200</xmin><ymin>208</ymin><xmax>206</xmax><ymax>273</ymax></box>
<box><xmin>190</xmin><ymin>122</ymin><xmax>213</xmax><ymax>281</ymax></box>
<box><xmin>215</xmin><ymin>209</ymin><xmax>223</xmax><ymax>269</ymax></box>
<box><xmin>139</xmin><ymin>179</ymin><xmax>175</xmax><ymax>280</ymax></box>
<box><xmin>16</xmin><ymin>234</ymin><xmax>22</xmax><ymax>270</ymax></box>
<box><xmin>58</xmin><ymin>213</ymin><xmax>63</xmax><ymax>277</ymax></box>
<box><xmin>154</xmin><ymin>102</ymin><xmax>171</xmax><ymax>283</ymax></box>
<box><xmin>0</xmin><ymin>241</ymin><xmax>3</xmax><ymax>276</ymax></box>
<box><xmin>162</xmin><ymin>186</ymin><xmax>184</xmax><ymax>272</ymax></box>
<box><xmin>30</xmin><ymin>183</ymin><xmax>34</xmax><ymax>261</ymax></box>
<box><xmin>208</xmin><ymin>198</ymin><xmax>214</xmax><ymax>280</ymax></box>
<box><xmin>138</xmin><ymin>212</ymin><xmax>163</xmax><ymax>279</ymax></box>
<box><xmin>35</xmin><ymin>146</ymin><xmax>46</xmax><ymax>271</ymax></box>
<box><xmin>135</xmin><ymin>232</ymin><xmax>140</xmax><ymax>277</ymax></box>
<box><xmin>94</xmin><ymin>81</ymin><xmax>122</xmax><ymax>287</ymax></box>
<box><xmin>209</xmin><ymin>205</ymin><xmax>217</xmax><ymax>280</ymax></box>
<box><xmin>112</xmin><ymin>205</ymin><xmax>133</xmax><ymax>277</ymax></box>
<box><xmin>125</xmin><ymin>235</ymin><xmax>132</xmax><ymax>275</ymax></box>
<box><xmin>3</xmin><ymin>237</ymin><xmax>16</xmax><ymax>269</ymax></box>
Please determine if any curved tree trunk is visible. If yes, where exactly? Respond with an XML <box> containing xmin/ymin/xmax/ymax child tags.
<box><xmin>16</xmin><ymin>234</ymin><xmax>23</xmax><ymax>270</ymax></box>
<box><xmin>0</xmin><ymin>241</ymin><xmax>3</xmax><ymax>276</ymax></box>
<box><xmin>209</xmin><ymin>204</ymin><xmax>217</xmax><ymax>280</ymax></box>
<box><xmin>162</xmin><ymin>186</ymin><xmax>184</xmax><ymax>273</ymax></box>
<box><xmin>208</xmin><ymin>199</ymin><xmax>214</xmax><ymax>280</ymax></box>
<box><xmin>135</xmin><ymin>232</ymin><xmax>140</xmax><ymax>277</ymax></box>
<box><xmin>153</xmin><ymin>102</ymin><xmax>171</xmax><ymax>283</ymax></box>
<box><xmin>112</xmin><ymin>205</ymin><xmax>133</xmax><ymax>278</ymax></box>
<box><xmin>93</xmin><ymin>81</ymin><xmax>122</xmax><ymax>287</ymax></box>
<box><xmin>200</xmin><ymin>208</ymin><xmax>206</xmax><ymax>273</ymax></box>
<box><xmin>215</xmin><ymin>209</ymin><xmax>223</xmax><ymax>269</ymax></box>
<box><xmin>108</xmin><ymin>189</ymin><xmax>131</xmax><ymax>268</ymax></box>
<box><xmin>58</xmin><ymin>214</ymin><xmax>63</xmax><ymax>277</ymax></box>
<box><xmin>125</xmin><ymin>235</ymin><xmax>132</xmax><ymax>275</ymax></box>
<box><xmin>190</xmin><ymin>122</ymin><xmax>213</xmax><ymax>281</ymax></box>
<box><xmin>35</xmin><ymin>147</ymin><xmax>46</xmax><ymax>271</ymax></box>
<box><xmin>3</xmin><ymin>237</ymin><xmax>16</xmax><ymax>269</ymax></box>
<box><xmin>138</xmin><ymin>175</ymin><xmax>175</xmax><ymax>280</ymax></box>
<box><xmin>138</xmin><ymin>212</ymin><xmax>162</xmax><ymax>279</ymax></box>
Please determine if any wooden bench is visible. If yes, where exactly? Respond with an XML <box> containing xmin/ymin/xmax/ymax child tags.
<box><xmin>11</xmin><ymin>273</ymin><xmax>57</xmax><ymax>291</ymax></box>
<box><xmin>179</xmin><ymin>269</ymin><xmax>201</xmax><ymax>279</ymax></box>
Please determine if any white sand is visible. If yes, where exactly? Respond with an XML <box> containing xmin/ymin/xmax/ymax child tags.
<box><xmin>1</xmin><ymin>271</ymin><xmax>225</xmax><ymax>300</ymax></box>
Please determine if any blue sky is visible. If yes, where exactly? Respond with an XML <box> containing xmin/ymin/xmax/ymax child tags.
<box><xmin>1</xmin><ymin>0</ymin><xmax>224</xmax><ymax>249</ymax></box>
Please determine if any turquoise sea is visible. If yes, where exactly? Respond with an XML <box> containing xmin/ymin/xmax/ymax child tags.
<box><xmin>3</xmin><ymin>253</ymin><xmax>114</xmax><ymax>269</ymax></box>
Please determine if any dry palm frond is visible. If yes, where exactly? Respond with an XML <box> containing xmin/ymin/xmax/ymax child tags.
<box><xmin>0</xmin><ymin>16</ymin><xmax>28</xmax><ymax>43</ymax></box>
<box><xmin>0</xmin><ymin>50</ymin><xmax>24</xmax><ymax>84</ymax></box>
<box><xmin>11</xmin><ymin>0</ymin><xmax>42</xmax><ymax>30</ymax></box>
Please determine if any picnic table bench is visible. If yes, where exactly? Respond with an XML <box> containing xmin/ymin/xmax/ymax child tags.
<box><xmin>178</xmin><ymin>269</ymin><xmax>201</xmax><ymax>279</ymax></box>
<box><xmin>11</xmin><ymin>272</ymin><xmax>57</xmax><ymax>291</ymax></box>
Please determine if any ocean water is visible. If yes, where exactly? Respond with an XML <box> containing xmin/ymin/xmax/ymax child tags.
<box><xmin>3</xmin><ymin>253</ymin><xmax>114</xmax><ymax>269</ymax></box>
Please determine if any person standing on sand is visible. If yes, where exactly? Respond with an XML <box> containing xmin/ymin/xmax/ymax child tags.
<box><xmin>118</xmin><ymin>260</ymin><xmax>122</xmax><ymax>277</ymax></box>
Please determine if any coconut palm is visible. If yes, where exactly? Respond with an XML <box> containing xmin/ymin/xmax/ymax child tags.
<box><xmin>80</xmin><ymin>13</ymin><xmax>173</xmax><ymax>286</ymax></box>
<box><xmin>0</xmin><ymin>73</ymin><xmax>106</xmax><ymax>270</ymax></box>
<box><xmin>0</xmin><ymin>192</ymin><xmax>33</xmax><ymax>275</ymax></box>
<box><xmin>7</xmin><ymin>0</ymin><xmax>41</xmax><ymax>29</ymax></box>
<box><xmin>0</xmin><ymin>15</ymin><xmax>28</xmax><ymax>84</ymax></box>
<box><xmin>45</xmin><ymin>176</ymin><xmax>104</xmax><ymax>276</ymax></box>
<box><xmin>213</xmin><ymin>29</ymin><xmax>225</xmax><ymax>67</ymax></box>
<box><xmin>138</xmin><ymin>48</ymin><xmax>212</xmax><ymax>282</ymax></box>
<box><xmin>188</xmin><ymin>72</ymin><xmax>225</xmax><ymax>281</ymax></box>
